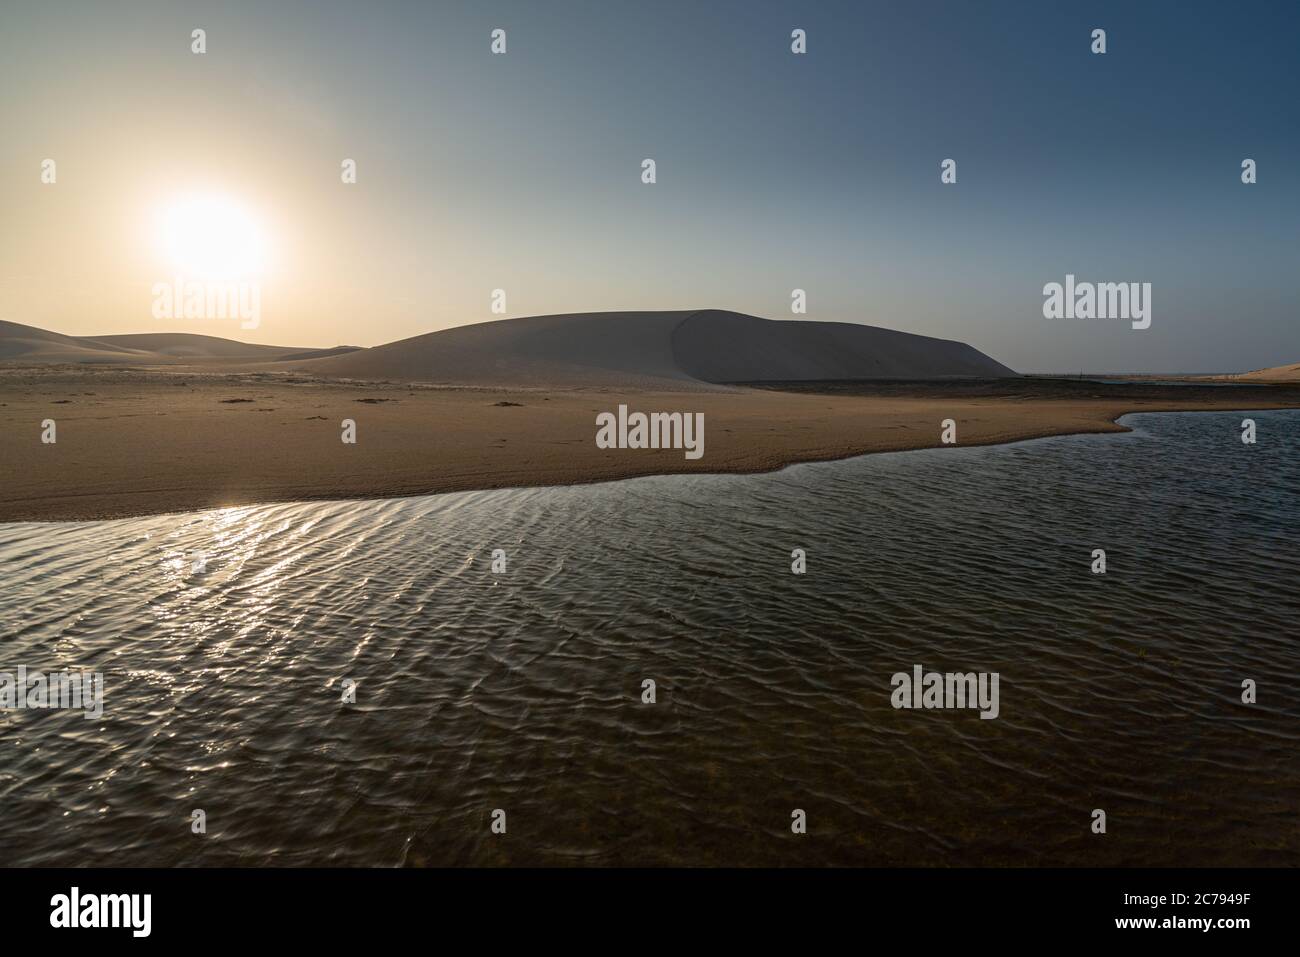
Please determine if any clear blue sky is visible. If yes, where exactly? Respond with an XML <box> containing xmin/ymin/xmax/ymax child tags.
<box><xmin>1</xmin><ymin>0</ymin><xmax>1296</xmax><ymax>372</ymax></box>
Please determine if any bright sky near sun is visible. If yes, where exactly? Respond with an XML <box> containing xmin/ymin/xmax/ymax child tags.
<box><xmin>155</xmin><ymin>195</ymin><xmax>270</xmax><ymax>280</ymax></box>
<box><xmin>0</xmin><ymin>0</ymin><xmax>1297</xmax><ymax>373</ymax></box>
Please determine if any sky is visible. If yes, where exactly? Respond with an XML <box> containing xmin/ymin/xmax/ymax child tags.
<box><xmin>0</xmin><ymin>0</ymin><xmax>1296</xmax><ymax>373</ymax></box>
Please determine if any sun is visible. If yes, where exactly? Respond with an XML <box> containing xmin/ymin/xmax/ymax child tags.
<box><xmin>157</xmin><ymin>194</ymin><xmax>269</xmax><ymax>279</ymax></box>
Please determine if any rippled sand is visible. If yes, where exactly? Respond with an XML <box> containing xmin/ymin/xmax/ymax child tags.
<box><xmin>0</xmin><ymin>410</ymin><xmax>1296</xmax><ymax>865</ymax></box>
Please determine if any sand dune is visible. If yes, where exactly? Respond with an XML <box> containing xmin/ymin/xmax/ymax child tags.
<box><xmin>1225</xmin><ymin>362</ymin><xmax>1300</xmax><ymax>383</ymax></box>
<box><xmin>673</xmin><ymin>310</ymin><xmax>1017</xmax><ymax>381</ymax></box>
<box><xmin>86</xmin><ymin>332</ymin><xmax>343</xmax><ymax>361</ymax></box>
<box><xmin>1</xmin><ymin>311</ymin><xmax>1015</xmax><ymax>383</ymax></box>
<box><xmin>0</xmin><ymin>320</ymin><xmax>355</xmax><ymax>365</ymax></box>
<box><xmin>298</xmin><ymin>309</ymin><xmax>1017</xmax><ymax>387</ymax></box>
<box><xmin>297</xmin><ymin>311</ymin><xmax>702</xmax><ymax>389</ymax></box>
<box><xmin>0</xmin><ymin>320</ymin><xmax>153</xmax><ymax>362</ymax></box>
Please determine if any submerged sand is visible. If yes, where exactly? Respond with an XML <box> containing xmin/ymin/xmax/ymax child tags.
<box><xmin>2</xmin><ymin>366</ymin><xmax>1297</xmax><ymax>523</ymax></box>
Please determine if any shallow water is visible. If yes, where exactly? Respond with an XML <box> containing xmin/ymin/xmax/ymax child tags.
<box><xmin>1</xmin><ymin>410</ymin><xmax>1296</xmax><ymax>866</ymax></box>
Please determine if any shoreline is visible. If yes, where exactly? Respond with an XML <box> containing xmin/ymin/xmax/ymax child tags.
<box><xmin>3</xmin><ymin>369</ymin><xmax>1298</xmax><ymax>523</ymax></box>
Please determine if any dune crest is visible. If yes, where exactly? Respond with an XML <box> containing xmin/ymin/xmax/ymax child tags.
<box><xmin>672</xmin><ymin>309</ymin><xmax>1017</xmax><ymax>381</ymax></box>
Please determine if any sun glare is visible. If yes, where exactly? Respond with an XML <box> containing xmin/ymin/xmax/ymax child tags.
<box><xmin>157</xmin><ymin>194</ymin><xmax>269</xmax><ymax>279</ymax></box>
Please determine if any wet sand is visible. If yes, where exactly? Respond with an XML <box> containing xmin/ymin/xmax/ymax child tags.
<box><xmin>2</xmin><ymin>366</ymin><xmax>1298</xmax><ymax>522</ymax></box>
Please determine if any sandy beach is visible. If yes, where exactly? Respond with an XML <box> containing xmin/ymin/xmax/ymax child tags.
<box><xmin>4</xmin><ymin>365</ymin><xmax>1297</xmax><ymax>523</ymax></box>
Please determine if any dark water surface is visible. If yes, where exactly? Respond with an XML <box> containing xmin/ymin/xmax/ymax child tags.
<box><xmin>1</xmin><ymin>410</ymin><xmax>1296</xmax><ymax>866</ymax></box>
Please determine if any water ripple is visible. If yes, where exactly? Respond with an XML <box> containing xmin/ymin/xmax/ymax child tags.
<box><xmin>0</xmin><ymin>410</ymin><xmax>1297</xmax><ymax>866</ymax></box>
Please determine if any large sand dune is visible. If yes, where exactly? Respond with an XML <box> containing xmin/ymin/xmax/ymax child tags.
<box><xmin>299</xmin><ymin>310</ymin><xmax>1017</xmax><ymax>387</ymax></box>
<box><xmin>2</xmin><ymin>311</ymin><xmax>1016</xmax><ymax>384</ymax></box>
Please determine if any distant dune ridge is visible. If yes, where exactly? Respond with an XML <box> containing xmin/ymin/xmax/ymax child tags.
<box><xmin>0</xmin><ymin>320</ymin><xmax>357</xmax><ymax>365</ymax></box>
<box><xmin>1224</xmin><ymin>362</ymin><xmax>1300</xmax><ymax>383</ymax></box>
<box><xmin>0</xmin><ymin>311</ymin><xmax>1015</xmax><ymax>384</ymax></box>
<box><xmin>299</xmin><ymin>310</ymin><xmax>1018</xmax><ymax>387</ymax></box>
